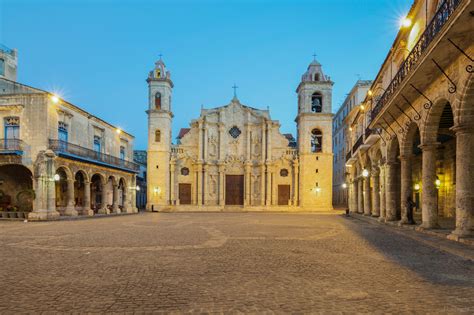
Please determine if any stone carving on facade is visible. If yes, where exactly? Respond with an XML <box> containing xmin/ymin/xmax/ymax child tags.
<box><xmin>208</xmin><ymin>135</ymin><xmax>218</xmax><ymax>158</ymax></box>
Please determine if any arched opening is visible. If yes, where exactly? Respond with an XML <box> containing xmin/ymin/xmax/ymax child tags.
<box><xmin>118</xmin><ymin>178</ymin><xmax>126</xmax><ymax>210</ymax></box>
<box><xmin>402</xmin><ymin>123</ymin><xmax>422</xmax><ymax>224</ymax></box>
<box><xmin>311</xmin><ymin>129</ymin><xmax>323</xmax><ymax>153</ymax></box>
<box><xmin>311</xmin><ymin>92</ymin><xmax>323</xmax><ymax>113</ymax></box>
<box><xmin>155</xmin><ymin>129</ymin><xmax>161</xmax><ymax>142</ymax></box>
<box><xmin>55</xmin><ymin>167</ymin><xmax>69</xmax><ymax>214</ymax></box>
<box><xmin>0</xmin><ymin>164</ymin><xmax>33</xmax><ymax>214</ymax></box>
<box><xmin>436</xmin><ymin>102</ymin><xmax>456</xmax><ymax>228</ymax></box>
<box><xmin>105</xmin><ymin>176</ymin><xmax>115</xmax><ymax>212</ymax></box>
<box><xmin>74</xmin><ymin>171</ymin><xmax>86</xmax><ymax>209</ymax></box>
<box><xmin>155</xmin><ymin>92</ymin><xmax>162</xmax><ymax>109</ymax></box>
<box><xmin>0</xmin><ymin>58</ymin><xmax>4</xmax><ymax>76</ymax></box>
<box><xmin>387</xmin><ymin>136</ymin><xmax>401</xmax><ymax>221</ymax></box>
<box><xmin>90</xmin><ymin>174</ymin><xmax>103</xmax><ymax>213</ymax></box>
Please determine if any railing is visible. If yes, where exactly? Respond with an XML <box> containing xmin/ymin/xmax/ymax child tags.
<box><xmin>286</xmin><ymin>149</ymin><xmax>298</xmax><ymax>156</ymax></box>
<box><xmin>346</xmin><ymin>150</ymin><xmax>352</xmax><ymax>162</ymax></box>
<box><xmin>0</xmin><ymin>139</ymin><xmax>24</xmax><ymax>153</ymax></box>
<box><xmin>49</xmin><ymin>140</ymin><xmax>139</xmax><ymax>172</ymax></box>
<box><xmin>171</xmin><ymin>146</ymin><xmax>184</xmax><ymax>154</ymax></box>
<box><xmin>371</xmin><ymin>0</ymin><xmax>462</xmax><ymax>121</ymax></box>
<box><xmin>352</xmin><ymin>135</ymin><xmax>363</xmax><ymax>153</ymax></box>
<box><xmin>365</xmin><ymin>127</ymin><xmax>373</xmax><ymax>138</ymax></box>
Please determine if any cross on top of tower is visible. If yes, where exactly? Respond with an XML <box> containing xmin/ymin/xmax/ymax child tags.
<box><xmin>232</xmin><ymin>83</ymin><xmax>239</xmax><ymax>98</ymax></box>
<box><xmin>158</xmin><ymin>53</ymin><xmax>163</xmax><ymax>61</ymax></box>
<box><xmin>312</xmin><ymin>53</ymin><xmax>317</xmax><ymax>61</ymax></box>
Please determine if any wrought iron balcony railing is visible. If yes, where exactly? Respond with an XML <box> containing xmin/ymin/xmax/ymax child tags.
<box><xmin>0</xmin><ymin>139</ymin><xmax>24</xmax><ymax>153</ymax></box>
<box><xmin>371</xmin><ymin>0</ymin><xmax>462</xmax><ymax>121</ymax></box>
<box><xmin>346</xmin><ymin>150</ymin><xmax>352</xmax><ymax>162</ymax></box>
<box><xmin>352</xmin><ymin>135</ymin><xmax>364</xmax><ymax>154</ymax></box>
<box><xmin>365</xmin><ymin>127</ymin><xmax>373</xmax><ymax>138</ymax></box>
<box><xmin>49</xmin><ymin>139</ymin><xmax>139</xmax><ymax>172</ymax></box>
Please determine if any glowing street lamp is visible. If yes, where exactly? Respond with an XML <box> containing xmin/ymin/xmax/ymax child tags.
<box><xmin>53</xmin><ymin>174</ymin><xmax>60</xmax><ymax>181</ymax></box>
<box><xmin>342</xmin><ymin>183</ymin><xmax>347</xmax><ymax>189</ymax></box>
<box><xmin>136</xmin><ymin>185</ymin><xmax>140</xmax><ymax>191</ymax></box>
<box><xmin>435</xmin><ymin>178</ymin><xmax>441</xmax><ymax>189</ymax></box>
<box><xmin>414</xmin><ymin>183</ymin><xmax>421</xmax><ymax>192</ymax></box>
<box><xmin>362</xmin><ymin>169</ymin><xmax>369</xmax><ymax>178</ymax></box>
<box><xmin>116</xmin><ymin>128</ymin><xmax>122</xmax><ymax>135</ymax></box>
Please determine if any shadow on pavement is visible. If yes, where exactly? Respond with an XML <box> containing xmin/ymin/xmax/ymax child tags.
<box><xmin>340</xmin><ymin>214</ymin><xmax>474</xmax><ymax>287</ymax></box>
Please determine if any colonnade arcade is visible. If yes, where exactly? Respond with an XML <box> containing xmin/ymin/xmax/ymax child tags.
<box><xmin>348</xmin><ymin>75</ymin><xmax>474</xmax><ymax>238</ymax></box>
<box><xmin>54</xmin><ymin>165</ymin><xmax>134</xmax><ymax>216</ymax></box>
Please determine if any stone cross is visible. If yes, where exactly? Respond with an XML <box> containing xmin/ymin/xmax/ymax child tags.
<box><xmin>232</xmin><ymin>84</ymin><xmax>238</xmax><ymax>98</ymax></box>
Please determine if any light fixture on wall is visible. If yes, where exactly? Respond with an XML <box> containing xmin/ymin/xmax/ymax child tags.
<box><xmin>116</xmin><ymin>128</ymin><xmax>122</xmax><ymax>135</ymax></box>
<box><xmin>362</xmin><ymin>169</ymin><xmax>369</xmax><ymax>178</ymax></box>
<box><xmin>342</xmin><ymin>183</ymin><xmax>347</xmax><ymax>189</ymax></box>
<box><xmin>53</xmin><ymin>174</ymin><xmax>60</xmax><ymax>181</ymax></box>
<box><xmin>50</xmin><ymin>94</ymin><xmax>60</xmax><ymax>104</ymax></box>
<box><xmin>435</xmin><ymin>177</ymin><xmax>441</xmax><ymax>189</ymax></box>
<box><xmin>414</xmin><ymin>183</ymin><xmax>421</xmax><ymax>192</ymax></box>
<box><xmin>136</xmin><ymin>186</ymin><xmax>140</xmax><ymax>191</ymax></box>
<box><xmin>154</xmin><ymin>187</ymin><xmax>161</xmax><ymax>194</ymax></box>
<box><xmin>400</xmin><ymin>16</ymin><xmax>412</xmax><ymax>28</ymax></box>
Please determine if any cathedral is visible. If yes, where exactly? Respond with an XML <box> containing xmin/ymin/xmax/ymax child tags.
<box><xmin>146</xmin><ymin>58</ymin><xmax>333</xmax><ymax>211</ymax></box>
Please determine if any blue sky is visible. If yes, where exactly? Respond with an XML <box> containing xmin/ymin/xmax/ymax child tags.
<box><xmin>0</xmin><ymin>0</ymin><xmax>412</xmax><ymax>149</ymax></box>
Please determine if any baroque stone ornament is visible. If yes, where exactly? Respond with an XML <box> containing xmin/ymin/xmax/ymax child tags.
<box><xmin>229</xmin><ymin>126</ymin><xmax>241</xmax><ymax>139</ymax></box>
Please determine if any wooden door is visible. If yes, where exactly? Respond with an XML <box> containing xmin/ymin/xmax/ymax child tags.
<box><xmin>278</xmin><ymin>185</ymin><xmax>290</xmax><ymax>205</ymax></box>
<box><xmin>225</xmin><ymin>175</ymin><xmax>244</xmax><ymax>205</ymax></box>
<box><xmin>179</xmin><ymin>183</ymin><xmax>192</xmax><ymax>205</ymax></box>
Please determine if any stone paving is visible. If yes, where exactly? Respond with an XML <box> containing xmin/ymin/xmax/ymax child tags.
<box><xmin>0</xmin><ymin>212</ymin><xmax>473</xmax><ymax>313</ymax></box>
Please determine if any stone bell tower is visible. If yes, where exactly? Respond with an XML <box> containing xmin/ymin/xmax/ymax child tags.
<box><xmin>296</xmin><ymin>59</ymin><xmax>334</xmax><ymax>209</ymax></box>
<box><xmin>146</xmin><ymin>58</ymin><xmax>173</xmax><ymax>211</ymax></box>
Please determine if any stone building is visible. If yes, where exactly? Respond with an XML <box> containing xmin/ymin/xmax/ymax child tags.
<box><xmin>133</xmin><ymin>150</ymin><xmax>147</xmax><ymax>210</ymax></box>
<box><xmin>147</xmin><ymin>59</ymin><xmax>334</xmax><ymax>211</ymax></box>
<box><xmin>345</xmin><ymin>0</ymin><xmax>473</xmax><ymax>239</ymax></box>
<box><xmin>0</xmin><ymin>45</ymin><xmax>138</xmax><ymax>220</ymax></box>
<box><xmin>332</xmin><ymin>80</ymin><xmax>371</xmax><ymax>208</ymax></box>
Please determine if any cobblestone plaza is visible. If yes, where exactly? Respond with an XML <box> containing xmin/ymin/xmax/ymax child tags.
<box><xmin>1</xmin><ymin>212</ymin><xmax>473</xmax><ymax>313</ymax></box>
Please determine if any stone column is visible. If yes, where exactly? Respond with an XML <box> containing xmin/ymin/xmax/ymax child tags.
<box><xmin>260</xmin><ymin>164</ymin><xmax>265</xmax><ymax>206</ymax></box>
<box><xmin>198</xmin><ymin>121</ymin><xmax>204</xmax><ymax>160</ymax></box>
<box><xmin>294</xmin><ymin>160</ymin><xmax>299</xmax><ymax>206</ymax></box>
<box><xmin>363</xmin><ymin>175</ymin><xmax>371</xmax><ymax>216</ymax></box>
<box><xmin>170</xmin><ymin>161</ymin><xmax>176</xmax><ymax>205</ymax></box>
<box><xmin>449</xmin><ymin>124</ymin><xmax>474</xmax><ymax>237</ymax></box>
<box><xmin>82</xmin><ymin>180</ymin><xmax>93</xmax><ymax>216</ymax></box>
<box><xmin>203</xmin><ymin>164</ymin><xmax>208</xmax><ymax>206</ymax></box>
<box><xmin>98</xmin><ymin>182</ymin><xmax>110</xmax><ymax>214</ymax></box>
<box><xmin>350</xmin><ymin>178</ymin><xmax>358</xmax><ymax>213</ymax></box>
<box><xmin>197</xmin><ymin>163</ymin><xmax>203</xmax><ymax>206</ymax></box>
<box><xmin>112</xmin><ymin>183</ymin><xmax>120</xmax><ymax>214</ymax></box>
<box><xmin>385</xmin><ymin>161</ymin><xmax>399</xmax><ymax>221</ymax></box>
<box><xmin>420</xmin><ymin>143</ymin><xmax>440</xmax><ymax>229</ymax></box>
<box><xmin>218</xmin><ymin>163</ymin><xmax>225</xmax><ymax>206</ymax></box>
<box><xmin>265</xmin><ymin>164</ymin><xmax>272</xmax><ymax>206</ymax></box>
<box><xmin>64</xmin><ymin>179</ymin><xmax>78</xmax><ymax>216</ymax></box>
<box><xmin>245</xmin><ymin>163</ymin><xmax>251</xmax><ymax>206</ymax></box>
<box><xmin>357</xmin><ymin>178</ymin><xmax>363</xmax><ymax>214</ymax></box>
<box><xmin>379</xmin><ymin>164</ymin><xmax>386</xmax><ymax>221</ymax></box>
<box><xmin>372</xmin><ymin>168</ymin><xmax>380</xmax><ymax>217</ymax></box>
<box><xmin>130</xmin><ymin>175</ymin><xmax>138</xmax><ymax>213</ymax></box>
<box><xmin>399</xmin><ymin>154</ymin><xmax>413</xmax><ymax>224</ymax></box>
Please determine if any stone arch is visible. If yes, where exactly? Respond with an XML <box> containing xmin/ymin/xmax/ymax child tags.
<box><xmin>387</xmin><ymin>134</ymin><xmax>401</xmax><ymax>162</ymax></box>
<box><xmin>55</xmin><ymin>166</ymin><xmax>72</xmax><ymax>210</ymax></box>
<box><xmin>386</xmin><ymin>135</ymin><xmax>401</xmax><ymax>221</ymax></box>
<box><xmin>456</xmin><ymin>73</ymin><xmax>474</xmax><ymax>126</ymax></box>
<box><xmin>421</xmin><ymin>97</ymin><xmax>452</xmax><ymax>144</ymax></box>
<box><xmin>90</xmin><ymin>173</ymin><xmax>105</xmax><ymax>212</ymax></box>
<box><xmin>104</xmin><ymin>175</ymin><xmax>117</xmax><ymax>210</ymax></box>
<box><xmin>74</xmin><ymin>170</ymin><xmax>88</xmax><ymax>208</ymax></box>
<box><xmin>118</xmin><ymin>177</ymin><xmax>127</xmax><ymax>209</ymax></box>
<box><xmin>0</xmin><ymin>164</ymin><xmax>34</xmax><ymax>212</ymax></box>
<box><xmin>401</xmin><ymin>121</ymin><xmax>421</xmax><ymax>157</ymax></box>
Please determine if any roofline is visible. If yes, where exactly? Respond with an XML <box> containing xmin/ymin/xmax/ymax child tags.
<box><xmin>0</xmin><ymin>77</ymin><xmax>135</xmax><ymax>139</ymax></box>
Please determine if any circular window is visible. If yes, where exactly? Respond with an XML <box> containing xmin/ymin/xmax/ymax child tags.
<box><xmin>181</xmin><ymin>167</ymin><xmax>190</xmax><ymax>176</ymax></box>
<box><xmin>280</xmin><ymin>169</ymin><xmax>289</xmax><ymax>177</ymax></box>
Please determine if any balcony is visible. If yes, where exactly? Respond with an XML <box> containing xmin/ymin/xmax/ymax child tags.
<box><xmin>371</xmin><ymin>0</ymin><xmax>463</xmax><ymax>122</ymax></box>
<box><xmin>49</xmin><ymin>140</ymin><xmax>139</xmax><ymax>173</ymax></box>
<box><xmin>345</xmin><ymin>150</ymin><xmax>352</xmax><ymax>162</ymax></box>
<box><xmin>364</xmin><ymin>127</ymin><xmax>380</xmax><ymax>145</ymax></box>
<box><xmin>352</xmin><ymin>135</ymin><xmax>363</xmax><ymax>153</ymax></box>
<box><xmin>0</xmin><ymin>139</ymin><xmax>24</xmax><ymax>155</ymax></box>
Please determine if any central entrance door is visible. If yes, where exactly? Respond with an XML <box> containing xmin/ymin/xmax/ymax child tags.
<box><xmin>225</xmin><ymin>175</ymin><xmax>244</xmax><ymax>205</ymax></box>
<box><xmin>179</xmin><ymin>183</ymin><xmax>192</xmax><ymax>205</ymax></box>
<box><xmin>278</xmin><ymin>185</ymin><xmax>290</xmax><ymax>205</ymax></box>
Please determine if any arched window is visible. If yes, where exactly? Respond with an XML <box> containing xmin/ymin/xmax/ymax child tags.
<box><xmin>155</xmin><ymin>92</ymin><xmax>162</xmax><ymax>109</ymax></box>
<box><xmin>311</xmin><ymin>92</ymin><xmax>322</xmax><ymax>113</ymax></box>
<box><xmin>311</xmin><ymin>129</ymin><xmax>323</xmax><ymax>153</ymax></box>
<box><xmin>314</xmin><ymin>73</ymin><xmax>320</xmax><ymax>81</ymax></box>
<box><xmin>0</xmin><ymin>58</ymin><xmax>4</xmax><ymax>76</ymax></box>
<box><xmin>155</xmin><ymin>129</ymin><xmax>161</xmax><ymax>142</ymax></box>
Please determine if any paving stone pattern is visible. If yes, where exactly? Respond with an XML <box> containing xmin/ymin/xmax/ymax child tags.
<box><xmin>0</xmin><ymin>212</ymin><xmax>473</xmax><ymax>313</ymax></box>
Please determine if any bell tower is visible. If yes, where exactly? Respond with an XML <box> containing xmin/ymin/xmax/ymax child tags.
<box><xmin>296</xmin><ymin>58</ymin><xmax>334</xmax><ymax>209</ymax></box>
<box><xmin>146</xmin><ymin>58</ymin><xmax>173</xmax><ymax>211</ymax></box>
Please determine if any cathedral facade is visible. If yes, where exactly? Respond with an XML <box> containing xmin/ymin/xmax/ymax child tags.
<box><xmin>146</xmin><ymin>59</ymin><xmax>333</xmax><ymax>211</ymax></box>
